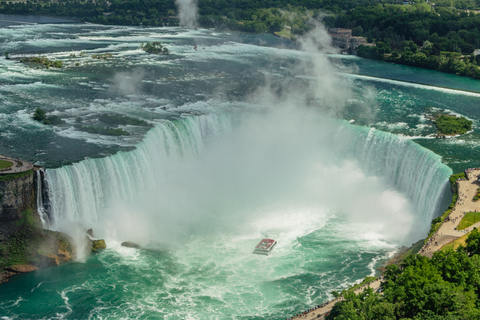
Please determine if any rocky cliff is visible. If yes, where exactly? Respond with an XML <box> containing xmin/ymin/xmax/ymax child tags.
<box><xmin>0</xmin><ymin>169</ymin><xmax>74</xmax><ymax>283</ymax></box>
<box><xmin>0</xmin><ymin>170</ymin><xmax>37</xmax><ymax>225</ymax></box>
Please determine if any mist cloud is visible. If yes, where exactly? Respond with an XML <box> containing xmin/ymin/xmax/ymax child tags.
<box><xmin>176</xmin><ymin>0</ymin><xmax>198</xmax><ymax>28</ymax></box>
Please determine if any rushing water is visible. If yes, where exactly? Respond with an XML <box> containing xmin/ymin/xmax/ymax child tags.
<box><xmin>2</xmin><ymin>22</ymin><xmax>479</xmax><ymax>319</ymax></box>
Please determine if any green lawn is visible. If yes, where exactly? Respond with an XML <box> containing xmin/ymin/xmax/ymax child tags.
<box><xmin>457</xmin><ymin>212</ymin><xmax>480</xmax><ymax>230</ymax></box>
<box><xmin>0</xmin><ymin>160</ymin><xmax>13</xmax><ymax>170</ymax></box>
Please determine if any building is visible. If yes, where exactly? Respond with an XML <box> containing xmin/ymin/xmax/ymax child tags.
<box><xmin>328</xmin><ymin>28</ymin><xmax>368</xmax><ymax>54</ymax></box>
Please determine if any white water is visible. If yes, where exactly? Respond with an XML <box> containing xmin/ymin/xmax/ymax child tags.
<box><xmin>44</xmin><ymin>111</ymin><xmax>451</xmax><ymax>245</ymax></box>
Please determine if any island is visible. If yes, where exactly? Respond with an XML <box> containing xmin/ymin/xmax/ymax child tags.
<box><xmin>20</xmin><ymin>56</ymin><xmax>63</xmax><ymax>69</ymax></box>
<box><xmin>433</xmin><ymin>114</ymin><xmax>472</xmax><ymax>137</ymax></box>
<box><xmin>141</xmin><ymin>42</ymin><xmax>169</xmax><ymax>55</ymax></box>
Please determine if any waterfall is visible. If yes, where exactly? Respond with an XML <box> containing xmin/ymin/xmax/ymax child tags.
<box><xmin>43</xmin><ymin>113</ymin><xmax>452</xmax><ymax>232</ymax></box>
<box><xmin>335</xmin><ymin>125</ymin><xmax>453</xmax><ymax>225</ymax></box>
<box><xmin>45</xmin><ymin>114</ymin><xmax>236</xmax><ymax>225</ymax></box>
<box><xmin>35</xmin><ymin>169</ymin><xmax>50</xmax><ymax>227</ymax></box>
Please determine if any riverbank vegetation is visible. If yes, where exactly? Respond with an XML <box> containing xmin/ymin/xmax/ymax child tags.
<box><xmin>327</xmin><ymin>230</ymin><xmax>480</xmax><ymax>319</ymax></box>
<box><xmin>433</xmin><ymin>115</ymin><xmax>472</xmax><ymax>136</ymax></box>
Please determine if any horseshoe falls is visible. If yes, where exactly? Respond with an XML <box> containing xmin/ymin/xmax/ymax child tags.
<box><xmin>27</xmin><ymin>111</ymin><xmax>450</xmax><ymax>319</ymax></box>
<box><xmin>3</xmin><ymin>23</ymin><xmax>478</xmax><ymax>319</ymax></box>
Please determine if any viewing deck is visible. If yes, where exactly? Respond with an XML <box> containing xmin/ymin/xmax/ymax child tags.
<box><xmin>0</xmin><ymin>155</ymin><xmax>34</xmax><ymax>175</ymax></box>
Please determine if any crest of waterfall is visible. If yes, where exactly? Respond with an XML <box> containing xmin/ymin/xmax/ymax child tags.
<box><xmin>44</xmin><ymin>114</ymin><xmax>452</xmax><ymax>234</ymax></box>
<box><xmin>45</xmin><ymin>114</ymin><xmax>236</xmax><ymax>226</ymax></box>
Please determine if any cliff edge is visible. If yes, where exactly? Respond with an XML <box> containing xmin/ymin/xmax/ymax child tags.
<box><xmin>0</xmin><ymin>169</ymin><xmax>75</xmax><ymax>283</ymax></box>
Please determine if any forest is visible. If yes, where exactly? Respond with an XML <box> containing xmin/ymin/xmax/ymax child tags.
<box><xmin>326</xmin><ymin>229</ymin><xmax>480</xmax><ymax>320</ymax></box>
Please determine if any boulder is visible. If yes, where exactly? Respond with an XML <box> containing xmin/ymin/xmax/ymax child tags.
<box><xmin>121</xmin><ymin>241</ymin><xmax>141</xmax><ymax>249</ymax></box>
<box><xmin>89</xmin><ymin>239</ymin><xmax>106</xmax><ymax>253</ymax></box>
<box><xmin>7</xmin><ymin>264</ymin><xmax>39</xmax><ymax>273</ymax></box>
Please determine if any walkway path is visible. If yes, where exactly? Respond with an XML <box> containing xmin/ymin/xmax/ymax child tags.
<box><xmin>0</xmin><ymin>155</ymin><xmax>33</xmax><ymax>175</ymax></box>
<box><xmin>420</xmin><ymin>169</ymin><xmax>480</xmax><ymax>258</ymax></box>
<box><xmin>289</xmin><ymin>279</ymin><xmax>382</xmax><ymax>320</ymax></box>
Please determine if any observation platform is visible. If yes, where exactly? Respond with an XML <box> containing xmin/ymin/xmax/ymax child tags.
<box><xmin>0</xmin><ymin>155</ymin><xmax>34</xmax><ymax>175</ymax></box>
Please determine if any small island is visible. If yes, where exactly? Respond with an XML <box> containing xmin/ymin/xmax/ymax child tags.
<box><xmin>20</xmin><ymin>56</ymin><xmax>63</xmax><ymax>69</ymax></box>
<box><xmin>141</xmin><ymin>42</ymin><xmax>169</xmax><ymax>55</ymax></box>
<box><xmin>433</xmin><ymin>114</ymin><xmax>472</xmax><ymax>137</ymax></box>
<box><xmin>33</xmin><ymin>107</ymin><xmax>65</xmax><ymax>125</ymax></box>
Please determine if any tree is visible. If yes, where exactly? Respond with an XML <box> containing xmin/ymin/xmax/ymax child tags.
<box><xmin>33</xmin><ymin>107</ymin><xmax>46</xmax><ymax>122</ymax></box>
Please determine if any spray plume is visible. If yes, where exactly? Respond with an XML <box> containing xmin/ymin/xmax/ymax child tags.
<box><xmin>175</xmin><ymin>0</ymin><xmax>198</xmax><ymax>28</ymax></box>
<box><xmin>47</xmin><ymin>21</ymin><xmax>433</xmax><ymax>254</ymax></box>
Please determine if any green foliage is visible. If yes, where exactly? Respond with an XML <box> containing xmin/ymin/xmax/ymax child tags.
<box><xmin>465</xmin><ymin>228</ymin><xmax>480</xmax><ymax>256</ymax></box>
<box><xmin>99</xmin><ymin>113</ymin><xmax>151</xmax><ymax>126</ymax></box>
<box><xmin>343</xmin><ymin>276</ymin><xmax>377</xmax><ymax>294</ymax></box>
<box><xmin>33</xmin><ymin>107</ymin><xmax>46</xmax><ymax>122</ymax></box>
<box><xmin>33</xmin><ymin>108</ymin><xmax>65</xmax><ymax>125</ymax></box>
<box><xmin>434</xmin><ymin>115</ymin><xmax>472</xmax><ymax>135</ymax></box>
<box><xmin>20</xmin><ymin>56</ymin><xmax>63</xmax><ymax>69</ymax></box>
<box><xmin>16</xmin><ymin>209</ymin><xmax>40</xmax><ymax>229</ymax></box>
<box><xmin>74</xmin><ymin>124</ymin><xmax>130</xmax><ymax>136</ymax></box>
<box><xmin>141</xmin><ymin>42</ymin><xmax>169</xmax><ymax>55</ymax></box>
<box><xmin>328</xmin><ymin>251</ymin><xmax>480</xmax><ymax>320</ymax></box>
<box><xmin>0</xmin><ymin>170</ymin><xmax>33</xmax><ymax>182</ymax></box>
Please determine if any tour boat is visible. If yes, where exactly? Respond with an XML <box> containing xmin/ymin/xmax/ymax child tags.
<box><xmin>253</xmin><ymin>238</ymin><xmax>277</xmax><ymax>255</ymax></box>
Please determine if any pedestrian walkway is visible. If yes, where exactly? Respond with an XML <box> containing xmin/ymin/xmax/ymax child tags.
<box><xmin>0</xmin><ymin>155</ymin><xmax>33</xmax><ymax>175</ymax></box>
<box><xmin>420</xmin><ymin>169</ymin><xmax>480</xmax><ymax>258</ymax></box>
<box><xmin>288</xmin><ymin>279</ymin><xmax>382</xmax><ymax>320</ymax></box>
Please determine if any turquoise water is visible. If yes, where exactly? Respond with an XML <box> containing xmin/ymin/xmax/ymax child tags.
<box><xmin>0</xmin><ymin>24</ymin><xmax>478</xmax><ymax>319</ymax></box>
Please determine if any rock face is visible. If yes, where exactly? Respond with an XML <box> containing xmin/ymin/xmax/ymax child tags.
<box><xmin>0</xmin><ymin>171</ymin><xmax>37</xmax><ymax>224</ymax></box>
<box><xmin>121</xmin><ymin>241</ymin><xmax>141</xmax><ymax>249</ymax></box>
<box><xmin>0</xmin><ymin>169</ymin><xmax>77</xmax><ymax>284</ymax></box>
<box><xmin>86</xmin><ymin>229</ymin><xmax>107</xmax><ymax>253</ymax></box>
